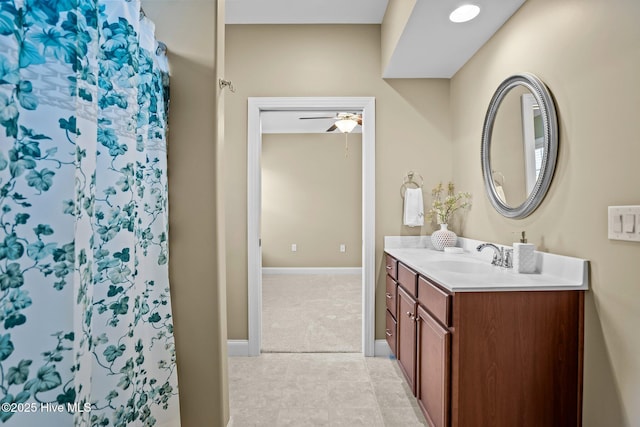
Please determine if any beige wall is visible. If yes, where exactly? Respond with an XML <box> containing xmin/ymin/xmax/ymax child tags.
<box><xmin>141</xmin><ymin>2</ymin><xmax>229</xmax><ymax>426</ymax></box>
<box><xmin>225</xmin><ymin>24</ymin><xmax>452</xmax><ymax>340</ymax></box>
<box><xmin>262</xmin><ymin>133</ymin><xmax>362</xmax><ymax>268</ymax></box>
<box><xmin>142</xmin><ymin>0</ymin><xmax>639</xmax><ymax>424</ymax></box>
<box><xmin>451</xmin><ymin>0</ymin><xmax>640</xmax><ymax>424</ymax></box>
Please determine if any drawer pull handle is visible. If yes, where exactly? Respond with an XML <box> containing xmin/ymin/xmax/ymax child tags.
<box><xmin>385</xmin><ymin>330</ymin><xmax>392</xmax><ymax>337</ymax></box>
<box><xmin>385</xmin><ymin>293</ymin><xmax>392</xmax><ymax>299</ymax></box>
<box><xmin>386</xmin><ymin>265</ymin><xmax>392</xmax><ymax>270</ymax></box>
<box><xmin>407</xmin><ymin>311</ymin><xmax>416</xmax><ymax>321</ymax></box>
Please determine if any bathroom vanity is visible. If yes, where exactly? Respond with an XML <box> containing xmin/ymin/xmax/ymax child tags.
<box><xmin>384</xmin><ymin>236</ymin><xmax>588</xmax><ymax>427</ymax></box>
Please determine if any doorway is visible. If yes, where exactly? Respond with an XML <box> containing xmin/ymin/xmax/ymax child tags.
<box><xmin>247</xmin><ymin>97</ymin><xmax>376</xmax><ymax>356</ymax></box>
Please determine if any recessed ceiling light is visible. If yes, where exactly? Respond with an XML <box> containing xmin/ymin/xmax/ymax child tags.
<box><xmin>449</xmin><ymin>4</ymin><xmax>481</xmax><ymax>23</ymax></box>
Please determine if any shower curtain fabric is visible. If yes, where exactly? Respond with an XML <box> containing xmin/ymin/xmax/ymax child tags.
<box><xmin>0</xmin><ymin>1</ymin><xmax>180</xmax><ymax>425</ymax></box>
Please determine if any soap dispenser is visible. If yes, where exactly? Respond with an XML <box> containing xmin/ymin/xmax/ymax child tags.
<box><xmin>513</xmin><ymin>231</ymin><xmax>536</xmax><ymax>274</ymax></box>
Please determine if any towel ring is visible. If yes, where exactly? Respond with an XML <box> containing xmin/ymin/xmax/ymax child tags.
<box><xmin>400</xmin><ymin>171</ymin><xmax>424</xmax><ymax>198</ymax></box>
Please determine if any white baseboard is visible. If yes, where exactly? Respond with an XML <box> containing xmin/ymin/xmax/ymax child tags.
<box><xmin>374</xmin><ymin>339</ymin><xmax>393</xmax><ymax>358</ymax></box>
<box><xmin>262</xmin><ymin>267</ymin><xmax>362</xmax><ymax>275</ymax></box>
<box><xmin>228</xmin><ymin>339</ymin><xmax>391</xmax><ymax>358</ymax></box>
<box><xmin>227</xmin><ymin>340</ymin><xmax>250</xmax><ymax>357</ymax></box>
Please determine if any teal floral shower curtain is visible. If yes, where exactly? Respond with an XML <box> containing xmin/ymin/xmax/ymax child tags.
<box><xmin>0</xmin><ymin>0</ymin><xmax>180</xmax><ymax>425</ymax></box>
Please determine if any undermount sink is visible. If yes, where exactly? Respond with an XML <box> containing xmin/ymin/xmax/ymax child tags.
<box><xmin>424</xmin><ymin>258</ymin><xmax>546</xmax><ymax>287</ymax></box>
<box><xmin>428</xmin><ymin>260</ymin><xmax>496</xmax><ymax>274</ymax></box>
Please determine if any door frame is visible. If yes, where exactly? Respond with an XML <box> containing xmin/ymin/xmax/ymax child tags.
<box><xmin>247</xmin><ymin>96</ymin><xmax>376</xmax><ymax>356</ymax></box>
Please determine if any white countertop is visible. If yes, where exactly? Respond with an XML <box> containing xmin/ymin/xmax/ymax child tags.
<box><xmin>384</xmin><ymin>236</ymin><xmax>589</xmax><ymax>292</ymax></box>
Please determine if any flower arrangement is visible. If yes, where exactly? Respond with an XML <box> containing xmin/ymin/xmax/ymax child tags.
<box><xmin>427</xmin><ymin>182</ymin><xmax>471</xmax><ymax>225</ymax></box>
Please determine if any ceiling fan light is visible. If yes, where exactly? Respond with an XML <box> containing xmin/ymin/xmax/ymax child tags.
<box><xmin>449</xmin><ymin>4</ymin><xmax>480</xmax><ymax>23</ymax></box>
<box><xmin>335</xmin><ymin>119</ymin><xmax>358</xmax><ymax>133</ymax></box>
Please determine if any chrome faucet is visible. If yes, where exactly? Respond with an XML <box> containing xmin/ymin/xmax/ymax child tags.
<box><xmin>502</xmin><ymin>247</ymin><xmax>513</xmax><ymax>268</ymax></box>
<box><xmin>476</xmin><ymin>243</ymin><xmax>513</xmax><ymax>268</ymax></box>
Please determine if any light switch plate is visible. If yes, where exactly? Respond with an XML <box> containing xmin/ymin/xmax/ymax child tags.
<box><xmin>623</xmin><ymin>214</ymin><xmax>636</xmax><ymax>233</ymax></box>
<box><xmin>608</xmin><ymin>206</ymin><xmax>640</xmax><ymax>242</ymax></box>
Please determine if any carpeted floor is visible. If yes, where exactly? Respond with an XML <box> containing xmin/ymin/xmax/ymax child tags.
<box><xmin>261</xmin><ymin>274</ymin><xmax>362</xmax><ymax>353</ymax></box>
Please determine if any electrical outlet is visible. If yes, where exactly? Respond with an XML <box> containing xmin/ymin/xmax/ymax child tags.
<box><xmin>340</xmin><ymin>244</ymin><xmax>346</xmax><ymax>253</ymax></box>
<box><xmin>291</xmin><ymin>244</ymin><xmax>297</xmax><ymax>252</ymax></box>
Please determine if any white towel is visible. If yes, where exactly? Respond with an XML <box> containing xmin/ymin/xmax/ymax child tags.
<box><xmin>403</xmin><ymin>187</ymin><xmax>424</xmax><ymax>227</ymax></box>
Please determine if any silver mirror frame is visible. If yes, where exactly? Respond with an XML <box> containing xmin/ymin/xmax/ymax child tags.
<box><xmin>481</xmin><ymin>73</ymin><xmax>558</xmax><ymax>218</ymax></box>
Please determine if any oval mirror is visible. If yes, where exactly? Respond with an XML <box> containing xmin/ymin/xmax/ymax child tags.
<box><xmin>481</xmin><ymin>73</ymin><xmax>558</xmax><ymax>218</ymax></box>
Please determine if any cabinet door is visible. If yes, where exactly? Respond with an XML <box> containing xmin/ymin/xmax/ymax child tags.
<box><xmin>397</xmin><ymin>286</ymin><xmax>417</xmax><ymax>394</ymax></box>
<box><xmin>416</xmin><ymin>305</ymin><xmax>451</xmax><ymax>427</ymax></box>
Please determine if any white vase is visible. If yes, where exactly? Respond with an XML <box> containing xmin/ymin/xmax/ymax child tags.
<box><xmin>431</xmin><ymin>223</ymin><xmax>457</xmax><ymax>251</ymax></box>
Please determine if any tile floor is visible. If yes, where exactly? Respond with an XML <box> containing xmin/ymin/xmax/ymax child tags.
<box><xmin>228</xmin><ymin>353</ymin><xmax>429</xmax><ymax>426</ymax></box>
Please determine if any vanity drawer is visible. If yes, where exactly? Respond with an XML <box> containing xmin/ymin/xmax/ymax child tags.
<box><xmin>385</xmin><ymin>253</ymin><xmax>398</xmax><ymax>280</ymax></box>
<box><xmin>385</xmin><ymin>275</ymin><xmax>398</xmax><ymax>318</ymax></box>
<box><xmin>418</xmin><ymin>276</ymin><xmax>452</xmax><ymax>327</ymax></box>
<box><xmin>398</xmin><ymin>262</ymin><xmax>418</xmax><ymax>297</ymax></box>
<box><xmin>386</xmin><ymin>310</ymin><xmax>397</xmax><ymax>356</ymax></box>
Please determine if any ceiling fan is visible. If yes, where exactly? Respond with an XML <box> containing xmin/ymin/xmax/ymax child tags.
<box><xmin>299</xmin><ymin>112</ymin><xmax>362</xmax><ymax>133</ymax></box>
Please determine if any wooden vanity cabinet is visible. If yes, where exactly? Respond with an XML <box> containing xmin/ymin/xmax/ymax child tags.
<box><xmin>417</xmin><ymin>305</ymin><xmax>451</xmax><ymax>427</ymax></box>
<box><xmin>418</xmin><ymin>276</ymin><xmax>451</xmax><ymax>327</ymax></box>
<box><xmin>451</xmin><ymin>290</ymin><xmax>584</xmax><ymax>427</ymax></box>
<box><xmin>397</xmin><ymin>285</ymin><xmax>417</xmax><ymax>394</ymax></box>
<box><xmin>384</xmin><ymin>255</ymin><xmax>398</xmax><ymax>355</ymax></box>
<box><xmin>385</xmin><ymin>275</ymin><xmax>397</xmax><ymax>317</ymax></box>
<box><xmin>383</xmin><ymin>252</ymin><xmax>584</xmax><ymax>427</ymax></box>
<box><xmin>385</xmin><ymin>310</ymin><xmax>397</xmax><ymax>356</ymax></box>
<box><xmin>385</xmin><ymin>254</ymin><xmax>397</xmax><ymax>280</ymax></box>
<box><xmin>397</xmin><ymin>262</ymin><xmax>418</xmax><ymax>296</ymax></box>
